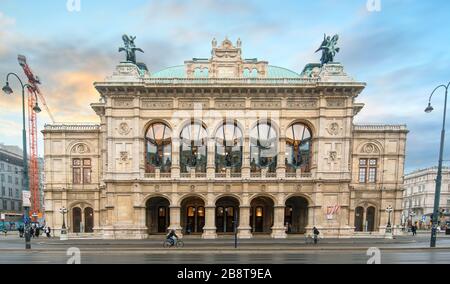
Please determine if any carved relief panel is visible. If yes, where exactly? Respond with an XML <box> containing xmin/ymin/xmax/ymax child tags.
<box><xmin>115</xmin><ymin>120</ymin><xmax>133</xmax><ymax>136</ymax></box>
<box><xmin>114</xmin><ymin>142</ymin><xmax>133</xmax><ymax>172</ymax></box>
<box><xmin>323</xmin><ymin>142</ymin><xmax>343</xmax><ymax>171</ymax></box>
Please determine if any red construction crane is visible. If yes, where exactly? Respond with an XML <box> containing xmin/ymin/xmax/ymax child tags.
<box><xmin>17</xmin><ymin>55</ymin><xmax>55</xmax><ymax>221</ymax></box>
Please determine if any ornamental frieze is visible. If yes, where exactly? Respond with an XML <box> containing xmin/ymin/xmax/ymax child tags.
<box><xmin>113</xmin><ymin>99</ymin><xmax>133</xmax><ymax>108</ymax></box>
<box><xmin>251</xmin><ymin>100</ymin><xmax>281</xmax><ymax>109</ymax></box>
<box><xmin>179</xmin><ymin>100</ymin><xmax>209</xmax><ymax>109</ymax></box>
<box><xmin>287</xmin><ymin>100</ymin><xmax>317</xmax><ymax>109</ymax></box>
<box><xmin>326</xmin><ymin>98</ymin><xmax>346</xmax><ymax>108</ymax></box>
<box><xmin>141</xmin><ymin>100</ymin><xmax>173</xmax><ymax>109</ymax></box>
<box><xmin>215</xmin><ymin>100</ymin><xmax>245</xmax><ymax>109</ymax></box>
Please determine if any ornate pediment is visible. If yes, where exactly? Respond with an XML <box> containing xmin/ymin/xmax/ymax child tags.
<box><xmin>212</xmin><ymin>38</ymin><xmax>242</xmax><ymax>61</ymax></box>
<box><xmin>184</xmin><ymin>38</ymin><xmax>268</xmax><ymax>79</ymax></box>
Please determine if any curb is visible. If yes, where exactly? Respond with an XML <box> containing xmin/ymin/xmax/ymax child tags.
<box><xmin>1</xmin><ymin>247</ymin><xmax>449</xmax><ymax>253</ymax></box>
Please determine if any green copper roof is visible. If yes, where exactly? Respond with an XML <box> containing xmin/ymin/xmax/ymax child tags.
<box><xmin>151</xmin><ymin>65</ymin><xmax>301</xmax><ymax>79</ymax></box>
<box><xmin>151</xmin><ymin>65</ymin><xmax>187</xmax><ymax>78</ymax></box>
<box><xmin>266</xmin><ymin>66</ymin><xmax>301</xmax><ymax>78</ymax></box>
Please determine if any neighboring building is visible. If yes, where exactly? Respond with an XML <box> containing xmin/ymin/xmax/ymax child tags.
<box><xmin>43</xmin><ymin>38</ymin><xmax>408</xmax><ymax>239</ymax></box>
<box><xmin>38</xmin><ymin>157</ymin><xmax>45</xmax><ymax>219</ymax></box>
<box><xmin>0</xmin><ymin>143</ymin><xmax>24</xmax><ymax>219</ymax></box>
<box><xmin>403</xmin><ymin>167</ymin><xmax>450</xmax><ymax>226</ymax></box>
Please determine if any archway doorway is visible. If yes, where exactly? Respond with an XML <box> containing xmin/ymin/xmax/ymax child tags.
<box><xmin>84</xmin><ymin>207</ymin><xmax>94</xmax><ymax>233</ymax></box>
<box><xmin>146</xmin><ymin>197</ymin><xmax>170</xmax><ymax>234</ymax></box>
<box><xmin>366</xmin><ymin>206</ymin><xmax>376</xmax><ymax>232</ymax></box>
<box><xmin>355</xmin><ymin>207</ymin><xmax>364</xmax><ymax>232</ymax></box>
<box><xmin>181</xmin><ymin>196</ymin><xmax>205</xmax><ymax>234</ymax></box>
<box><xmin>285</xmin><ymin>196</ymin><xmax>309</xmax><ymax>234</ymax></box>
<box><xmin>72</xmin><ymin>208</ymin><xmax>82</xmax><ymax>233</ymax></box>
<box><xmin>216</xmin><ymin>196</ymin><xmax>240</xmax><ymax>233</ymax></box>
<box><xmin>250</xmin><ymin>196</ymin><xmax>274</xmax><ymax>233</ymax></box>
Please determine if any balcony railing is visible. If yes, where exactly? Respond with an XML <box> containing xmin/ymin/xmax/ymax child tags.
<box><xmin>143</xmin><ymin>171</ymin><xmax>312</xmax><ymax>180</ymax></box>
<box><xmin>143</xmin><ymin>77</ymin><xmax>318</xmax><ymax>86</ymax></box>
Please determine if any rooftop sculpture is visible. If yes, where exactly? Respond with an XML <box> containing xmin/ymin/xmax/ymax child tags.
<box><xmin>119</xmin><ymin>34</ymin><xmax>144</xmax><ymax>64</ymax></box>
<box><xmin>315</xmin><ymin>34</ymin><xmax>340</xmax><ymax>65</ymax></box>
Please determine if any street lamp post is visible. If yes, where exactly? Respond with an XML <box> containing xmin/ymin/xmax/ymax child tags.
<box><xmin>59</xmin><ymin>207</ymin><xmax>68</xmax><ymax>241</ymax></box>
<box><xmin>425</xmin><ymin>81</ymin><xmax>450</xmax><ymax>248</ymax></box>
<box><xmin>2</xmin><ymin>73</ymin><xmax>37</xmax><ymax>250</ymax></box>
<box><xmin>386</xmin><ymin>205</ymin><xmax>393</xmax><ymax>233</ymax></box>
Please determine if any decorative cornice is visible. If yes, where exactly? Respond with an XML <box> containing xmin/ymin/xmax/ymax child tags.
<box><xmin>353</xmin><ymin>124</ymin><xmax>408</xmax><ymax>133</ymax></box>
<box><xmin>43</xmin><ymin>123</ymin><xmax>100</xmax><ymax>133</ymax></box>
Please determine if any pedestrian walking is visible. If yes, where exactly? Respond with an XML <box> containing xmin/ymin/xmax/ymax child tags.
<box><xmin>313</xmin><ymin>227</ymin><xmax>320</xmax><ymax>244</ymax></box>
<box><xmin>411</xmin><ymin>224</ymin><xmax>417</xmax><ymax>236</ymax></box>
<box><xmin>18</xmin><ymin>226</ymin><xmax>24</xmax><ymax>238</ymax></box>
<box><xmin>45</xmin><ymin>227</ymin><xmax>52</xmax><ymax>238</ymax></box>
<box><xmin>35</xmin><ymin>227</ymin><xmax>40</xmax><ymax>238</ymax></box>
<box><xmin>30</xmin><ymin>226</ymin><xmax>35</xmax><ymax>238</ymax></box>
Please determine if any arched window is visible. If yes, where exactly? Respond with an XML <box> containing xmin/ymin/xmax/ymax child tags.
<box><xmin>145</xmin><ymin>123</ymin><xmax>172</xmax><ymax>173</ymax></box>
<box><xmin>215</xmin><ymin>121</ymin><xmax>243</xmax><ymax>173</ymax></box>
<box><xmin>250</xmin><ymin>122</ymin><xmax>278</xmax><ymax>173</ymax></box>
<box><xmin>286</xmin><ymin>123</ymin><xmax>312</xmax><ymax>173</ymax></box>
<box><xmin>180</xmin><ymin>122</ymin><xmax>208</xmax><ymax>173</ymax></box>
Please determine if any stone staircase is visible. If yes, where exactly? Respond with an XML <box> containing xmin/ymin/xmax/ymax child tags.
<box><xmin>68</xmin><ymin>233</ymin><xmax>101</xmax><ymax>240</ymax></box>
<box><xmin>353</xmin><ymin>232</ymin><xmax>386</xmax><ymax>238</ymax></box>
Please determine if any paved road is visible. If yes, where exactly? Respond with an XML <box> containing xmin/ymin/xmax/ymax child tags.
<box><xmin>1</xmin><ymin>249</ymin><xmax>450</xmax><ymax>264</ymax></box>
<box><xmin>1</xmin><ymin>234</ymin><xmax>449</xmax><ymax>264</ymax></box>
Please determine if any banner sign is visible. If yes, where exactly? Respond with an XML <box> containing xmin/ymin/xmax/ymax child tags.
<box><xmin>22</xmin><ymin>191</ymin><xmax>31</xmax><ymax>207</ymax></box>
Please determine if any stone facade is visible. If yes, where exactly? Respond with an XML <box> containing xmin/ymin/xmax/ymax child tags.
<box><xmin>43</xmin><ymin>39</ymin><xmax>408</xmax><ymax>239</ymax></box>
<box><xmin>0</xmin><ymin>144</ymin><xmax>25</xmax><ymax>217</ymax></box>
<box><xmin>403</xmin><ymin>167</ymin><xmax>450</xmax><ymax>226</ymax></box>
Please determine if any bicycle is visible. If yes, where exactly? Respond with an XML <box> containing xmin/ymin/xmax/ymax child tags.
<box><xmin>163</xmin><ymin>238</ymin><xmax>184</xmax><ymax>248</ymax></box>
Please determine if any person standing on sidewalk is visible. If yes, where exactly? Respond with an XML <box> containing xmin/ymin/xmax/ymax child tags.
<box><xmin>313</xmin><ymin>227</ymin><xmax>320</xmax><ymax>244</ymax></box>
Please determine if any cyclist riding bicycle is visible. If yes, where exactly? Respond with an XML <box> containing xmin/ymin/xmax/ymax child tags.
<box><xmin>166</xmin><ymin>229</ymin><xmax>179</xmax><ymax>246</ymax></box>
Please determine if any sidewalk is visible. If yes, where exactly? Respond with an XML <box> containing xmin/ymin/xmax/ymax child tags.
<box><xmin>2</xmin><ymin>234</ymin><xmax>450</xmax><ymax>252</ymax></box>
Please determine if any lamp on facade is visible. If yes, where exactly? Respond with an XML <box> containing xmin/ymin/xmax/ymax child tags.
<box><xmin>425</xmin><ymin>81</ymin><xmax>450</xmax><ymax>248</ymax></box>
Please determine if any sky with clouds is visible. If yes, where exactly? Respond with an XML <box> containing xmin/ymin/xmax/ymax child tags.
<box><xmin>0</xmin><ymin>0</ymin><xmax>449</xmax><ymax>173</ymax></box>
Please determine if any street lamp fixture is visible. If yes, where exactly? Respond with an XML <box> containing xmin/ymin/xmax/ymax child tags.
<box><xmin>425</xmin><ymin>103</ymin><xmax>434</xmax><ymax>114</ymax></box>
<box><xmin>2</xmin><ymin>72</ymin><xmax>34</xmax><ymax>250</ymax></box>
<box><xmin>59</xmin><ymin>207</ymin><xmax>68</xmax><ymax>241</ymax></box>
<box><xmin>33</xmin><ymin>94</ymin><xmax>42</xmax><ymax>113</ymax></box>
<box><xmin>425</xmin><ymin>81</ymin><xmax>450</xmax><ymax>248</ymax></box>
<box><xmin>2</xmin><ymin>82</ymin><xmax>13</xmax><ymax>95</ymax></box>
<box><xmin>386</xmin><ymin>205</ymin><xmax>393</xmax><ymax>231</ymax></box>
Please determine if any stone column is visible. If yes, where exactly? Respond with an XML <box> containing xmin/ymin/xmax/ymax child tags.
<box><xmin>271</xmin><ymin>205</ymin><xmax>287</xmax><ymax>239</ymax></box>
<box><xmin>207</xmin><ymin>138</ymin><xmax>215</xmax><ymax>179</ymax></box>
<box><xmin>168</xmin><ymin>206</ymin><xmax>183</xmax><ymax>238</ymax></box>
<box><xmin>202</xmin><ymin>206</ymin><xmax>218</xmax><ymax>239</ymax></box>
<box><xmin>242</xmin><ymin>136</ymin><xmax>250</xmax><ymax>179</ymax></box>
<box><xmin>172</xmin><ymin>137</ymin><xmax>180</xmax><ymax>179</ymax></box>
<box><xmin>237</xmin><ymin>206</ymin><xmax>252</xmax><ymax>239</ymax></box>
<box><xmin>277</xmin><ymin>135</ymin><xmax>286</xmax><ymax>178</ymax></box>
